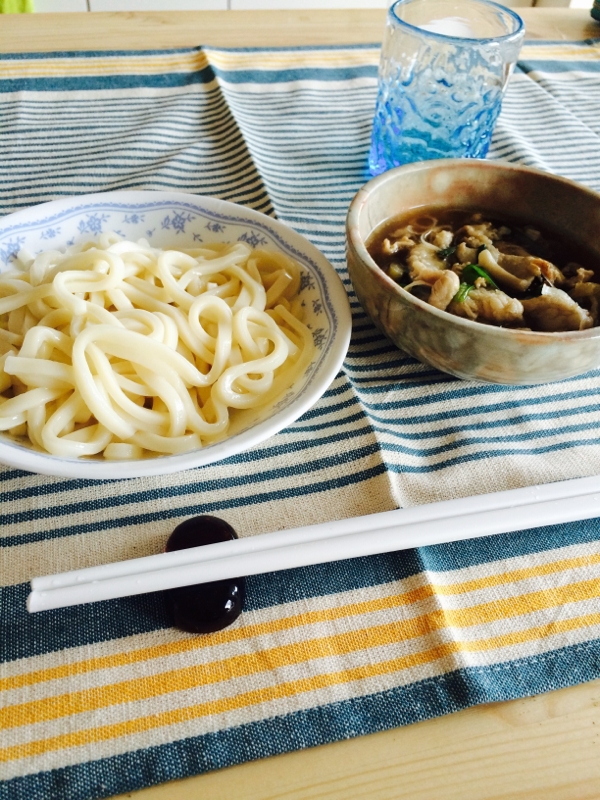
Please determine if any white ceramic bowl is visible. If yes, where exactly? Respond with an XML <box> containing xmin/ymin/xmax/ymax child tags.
<box><xmin>0</xmin><ymin>191</ymin><xmax>351</xmax><ymax>478</ymax></box>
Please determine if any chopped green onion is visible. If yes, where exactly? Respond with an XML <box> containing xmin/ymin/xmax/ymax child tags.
<box><xmin>454</xmin><ymin>282</ymin><xmax>472</xmax><ymax>303</ymax></box>
<box><xmin>453</xmin><ymin>262</ymin><xmax>498</xmax><ymax>303</ymax></box>
<box><xmin>437</xmin><ymin>245</ymin><xmax>457</xmax><ymax>259</ymax></box>
<box><xmin>461</xmin><ymin>263</ymin><xmax>498</xmax><ymax>289</ymax></box>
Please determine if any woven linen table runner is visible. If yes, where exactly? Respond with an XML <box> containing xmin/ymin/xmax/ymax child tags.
<box><xmin>1</xmin><ymin>39</ymin><xmax>600</xmax><ymax>800</ymax></box>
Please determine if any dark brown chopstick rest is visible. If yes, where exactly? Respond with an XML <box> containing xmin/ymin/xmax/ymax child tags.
<box><xmin>165</xmin><ymin>515</ymin><xmax>245</xmax><ymax>634</ymax></box>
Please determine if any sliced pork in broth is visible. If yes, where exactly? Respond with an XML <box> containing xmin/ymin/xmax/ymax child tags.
<box><xmin>368</xmin><ymin>210</ymin><xmax>600</xmax><ymax>333</ymax></box>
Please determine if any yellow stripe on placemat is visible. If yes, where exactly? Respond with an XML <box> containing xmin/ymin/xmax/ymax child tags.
<box><xmin>519</xmin><ymin>43</ymin><xmax>600</xmax><ymax>61</ymax></box>
<box><xmin>0</xmin><ymin>47</ymin><xmax>380</xmax><ymax>81</ymax></box>
<box><xmin>1</xmin><ymin>43</ymin><xmax>596</xmax><ymax>82</ymax></box>
<box><xmin>2</xmin><ymin>550</ymin><xmax>600</xmax><ymax>693</ymax></box>
<box><xmin>1</xmin><ymin>650</ymin><xmax>459</xmax><ymax>764</ymax></box>
<box><xmin>3</xmin><ymin>573</ymin><xmax>600</xmax><ymax>732</ymax></box>
<box><xmin>3</xmin><ymin>606</ymin><xmax>600</xmax><ymax>764</ymax></box>
<box><xmin>0</xmin><ymin>51</ymin><xmax>210</xmax><ymax>80</ymax></box>
<box><xmin>204</xmin><ymin>48</ymin><xmax>380</xmax><ymax>71</ymax></box>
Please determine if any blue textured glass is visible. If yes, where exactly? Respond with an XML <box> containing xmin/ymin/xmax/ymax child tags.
<box><xmin>369</xmin><ymin>0</ymin><xmax>524</xmax><ymax>175</ymax></box>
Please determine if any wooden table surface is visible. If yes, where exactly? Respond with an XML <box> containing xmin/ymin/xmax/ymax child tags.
<box><xmin>2</xmin><ymin>8</ymin><xmax>600</xmax><ymax>800</ymax></box>
<box><xmin>1</xmin><ymin>6</ymin><xmax>599</xmax><ymax>50</ymax></box>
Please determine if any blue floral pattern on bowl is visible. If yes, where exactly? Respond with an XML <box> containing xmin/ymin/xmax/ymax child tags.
<box><xmin>0</xmin><ymin>192</ymin><xmax>350</xmax><ymax>478</ymax></box>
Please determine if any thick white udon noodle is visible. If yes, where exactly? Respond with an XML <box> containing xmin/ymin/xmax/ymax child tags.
<box><xmin>0</xmin><ymin>233</ymin><xmax>315</xmax><ymax>460</ymax></box>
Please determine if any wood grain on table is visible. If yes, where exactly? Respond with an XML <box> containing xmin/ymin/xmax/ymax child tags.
<box><xmin>0</xmin><ymin>7</ymin><xmax>599</xmax><ymax>51</ymax></box>
<box><xmin>2</xmin><ymin>8</ymin><xmax>600</xmax><ymax>799</ymax></box>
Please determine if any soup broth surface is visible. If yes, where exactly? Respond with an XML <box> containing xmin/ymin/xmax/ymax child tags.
<box><xmin>367</xmin><ymin>208</ymin><xmax>600</xmax><ymax>333</ymax></box>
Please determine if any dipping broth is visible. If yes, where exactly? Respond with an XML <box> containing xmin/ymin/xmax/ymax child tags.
<box><xmin>367</xmin><ymin>209</ymin><xmax>600</xmax><ymax>333</ymax></box>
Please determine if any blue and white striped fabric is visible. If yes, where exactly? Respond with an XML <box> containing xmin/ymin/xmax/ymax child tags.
<box><xmin>1</xmin><ymin>39</ymin><xmax>600</xmax><ymax>800</ymax></box>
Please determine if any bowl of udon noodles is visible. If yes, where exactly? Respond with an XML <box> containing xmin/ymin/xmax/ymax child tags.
<box><xmin>346</xmin><ymin>160</ymin><xmax>600</xmax><ymax>385</ymax></box>
<box><xmin>0</xmin><ymin>191</ymin><xmax>351</xmax><ymax>478</ymax></box>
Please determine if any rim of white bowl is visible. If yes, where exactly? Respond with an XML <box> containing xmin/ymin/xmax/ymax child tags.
<box><xmin>0</xmin><ymin>191</ymin><xmax>352</xmax><ymax>479</ymax></box>
<box><xmin>346</xmin><ymin>159</ymin><xmax>600</xmax><ymax>343</ymax></box>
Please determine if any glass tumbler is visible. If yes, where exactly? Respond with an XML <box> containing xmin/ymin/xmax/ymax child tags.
<box><xmin>368</xmin><ymin>0</ymin><xmax>525</xmax><ymax>175</ymax></box>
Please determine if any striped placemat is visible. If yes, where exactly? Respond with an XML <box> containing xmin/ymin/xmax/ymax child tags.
<box><xmin>1</xmin><ymin>38</ymin><xmax>600</xmax><ymax>800</ymax></box>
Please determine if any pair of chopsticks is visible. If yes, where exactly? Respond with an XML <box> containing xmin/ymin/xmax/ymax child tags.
<box><xmin>28</xmin><ymin>473</ymin><xmax>600</xmax><ymax>613</ymax></box>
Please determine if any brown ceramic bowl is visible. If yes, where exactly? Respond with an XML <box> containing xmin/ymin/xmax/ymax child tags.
<box><xmin>346</xmin><ymin>160</ymin><xmax>600</xmax><ymax>384</ymax></box>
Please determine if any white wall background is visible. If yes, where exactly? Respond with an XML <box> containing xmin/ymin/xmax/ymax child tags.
<box><xmin>29</xmin><ymin>0</ymin><xmax>532</xmax><ymax>12</ymax></box>
<box><xmin>32</xmin><ymin>0</ymin><xmax>590</xmax><ymax>15</ymax></box>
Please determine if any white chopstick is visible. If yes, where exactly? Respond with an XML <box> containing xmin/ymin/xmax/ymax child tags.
<box><xmin>27</xmin><ymin>474</ymin><xmax>600</xmax><ymax>612</ymax></box>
